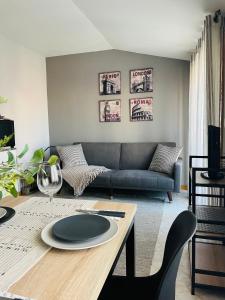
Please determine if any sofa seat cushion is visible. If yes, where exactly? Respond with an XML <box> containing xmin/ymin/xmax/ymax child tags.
<box><xmin>89</xmin><ymin>170</ymin><xmax>116</xmax><ymax>188</ymax></box>
<box><xmin>110</xmin><ymin>170</ymin><xmax>174</xmax><ymax>191</ymax></box>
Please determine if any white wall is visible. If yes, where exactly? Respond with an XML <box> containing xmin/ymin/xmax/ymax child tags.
<box><xmin>0</xmin><ymin>34</ymin><xmax>49</xmax><ymax>159</ymax></box>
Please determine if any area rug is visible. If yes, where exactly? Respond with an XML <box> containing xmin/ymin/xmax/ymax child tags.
<box><xmin>114</xmin><ymin>197</ymin><xmax>164</xmax><ymax>276</ymax></box>
<box><xmin>81</xmin><ymin>190</ymin><xmax>165</xmax><ymax>276</ymax></box>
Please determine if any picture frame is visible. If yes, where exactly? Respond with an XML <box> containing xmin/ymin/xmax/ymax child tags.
<box><xmin>129</xmin><ymin>97</ymin><xmax>153</xmax><ymax>121</ymax></box>
<box><xmin>130</xmin><ymin>68</ymin><xmax>153</xmax><ymax>93</ymax></box>
<box><xmin>99</xmin><ymin>99</ymin><xmax>121</xmax><ymax>122</ymax></box>
<box><xmin>99</xmin><ymin>71</ymin><xmax>121</xmax><ymax>95</ymax></box>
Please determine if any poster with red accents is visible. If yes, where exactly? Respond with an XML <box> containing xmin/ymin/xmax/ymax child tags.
<box><xmin>99</xmin><ymin>100</ymin><xmax>121</xmax><ymax>122</ymax></box>
<box><xmin>129</xmin><ymin>97</ymin><xmax>153</xmax><ymax>121</ymax></box>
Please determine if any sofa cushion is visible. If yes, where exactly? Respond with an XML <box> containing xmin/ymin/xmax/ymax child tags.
<box><xmin>149</xmin><ymin>144</ymin><xmax>182</xmax><ymax>175</ymax></box>
<box><xmin>120</xmin><ymin>142</ymin><xmax>176</xmax><ymax>170</ymax></box>
<box><xmin>110</xmin><ymin>170</ymin><xmax>174</xmax><ymax>191</ymax></box>
<box><xmin>74</xmin><ymin>142</ymin><xmax>121</xmax><ymax>169</ymax></box>
<box><xmin>56</xmin><ymin>144</ymin><xmax>87</xmax><ymax>168</ymax></box>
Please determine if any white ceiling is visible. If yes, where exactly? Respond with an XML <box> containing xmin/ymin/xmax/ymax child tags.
<box><xmin>0</xmin><ymin>0</ymin><xmax>111</xmax><ymax>56</ymax></box>
<box><xmin>0</xmin><ymin>0</ymin><xmax>225</xmax><ymax>60</ymax></box>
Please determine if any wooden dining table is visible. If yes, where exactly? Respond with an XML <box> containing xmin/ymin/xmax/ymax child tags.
<box><xmin>1</xmin><ymin>196</ymin><xmax>137</xmax><ymax>300</ymax></box>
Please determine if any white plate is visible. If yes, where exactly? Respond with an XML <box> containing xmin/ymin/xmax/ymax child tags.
<box><xmin>41</xmin><ymin>216</ymin><xmax>118</xmax><ymax>250</ymax></box>
<box><xmin>0</xmin><ymin>207</ymin><xmax>7</xmax><ymax>219</ymax></box>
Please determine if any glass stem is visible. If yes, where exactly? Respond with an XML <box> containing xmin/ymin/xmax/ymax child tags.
<box><xmin>49</xmin><ymin>195</ymin><xmax>53</xmax><ymax>202</ymax></box>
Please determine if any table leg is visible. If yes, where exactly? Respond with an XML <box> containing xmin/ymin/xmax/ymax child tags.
<box><xmin>126</xmin><ymin>222</ymin><xmax>135</xmax><ymax>277</ymax></box>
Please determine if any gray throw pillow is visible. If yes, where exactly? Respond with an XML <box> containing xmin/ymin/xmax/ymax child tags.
<box><xmin>149</xmin><ymin>144</ymin><xmax>182</xmax><ymax>175</ymax></box>
<box><xmin>56</xmin><ymin>144</ymin><xmax>87</xmax><ymax>168</ymax></box>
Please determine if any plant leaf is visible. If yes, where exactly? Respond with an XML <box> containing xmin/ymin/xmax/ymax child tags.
<box><xmin>23</xmin><ymin>172</ymin><xmax>35</xmax><ymax>185</ymax></box>
<box><xmin>0</xmin><ymin>166</ymin><xmax>13</xmax><ymax>174</ymax></box>
<box><xmin>10</xmin><ymin>186</ymin><xmax>18</xmax><ymax>197</ymax></box>
<box><xmin>7</xmin><ymin>151</ymin><xmax>15</xmax><ymax>165</ymax></box>
<box><xmin>6</xmin><ymin>185</ymin><xmax>18</xmax><ymax>198</ymax></box>
<box><xmin>48</xmin><ymin>155</ymin><xmax>59</xmax><ymax>166</ymax></box>
<box><xmin>17</xmin><ymin>144</ymin><xmax>29</xmax><ymax>159</ymax></box>
<box><xmin>0</xmin><ymin>134</ymin><xmax>14</xmax><ymax>149</ymax></box>
<box><xmin>28</xmin><ymin>166</ymin><xmax>39</xmax><ymax>176</ymax></box>
<box><xmin>30</xmin><ymin>148</ymin><xmax>45</xmax><ymax>164</ymax></box>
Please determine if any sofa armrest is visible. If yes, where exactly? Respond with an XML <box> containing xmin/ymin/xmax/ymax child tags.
<box><xmin>174</xmin><ymin>158</ymin><xmax>182</xmax><ymax>193</ymax></box>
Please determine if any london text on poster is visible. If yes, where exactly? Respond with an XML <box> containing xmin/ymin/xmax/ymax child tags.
<box><xmin>130</xmin><ymin>68</ymin><xmax>153</xmax><ymax>93</ymax></box>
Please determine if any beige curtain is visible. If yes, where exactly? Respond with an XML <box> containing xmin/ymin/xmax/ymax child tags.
<box><xmin>189</xmin><ymin>36</ymin><xmax>207</xmax><ymax>162</ymax></box>
<box><xmin>220</xmin><ymin>15</ymin><xmax>225</xmax><ymax>155</ymax></box>
<box><xmin>189</xmin><ymin>13</ymin><xmax>225</xmax><ymax>206</ymax></box>
<box><xmin>206</xmin><ymin>16</ymin><xmax>221</xmax><ymax>127</ymax></box>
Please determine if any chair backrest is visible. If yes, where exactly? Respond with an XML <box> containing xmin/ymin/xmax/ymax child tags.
<box><xmin>155</xmin><ymin>210</ymin><xmax>196</xmax><ymax>300</ymax></box>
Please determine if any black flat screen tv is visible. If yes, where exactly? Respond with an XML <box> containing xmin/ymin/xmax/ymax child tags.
<box><xmin>0</xmin><ymin>118</ymin><xmax>15</xmax><ymax>148</ymax></box>
<box><xmin>201</xmin><ymin>125</ymin><xmax>224</xmax><ymax>180</ymax></box>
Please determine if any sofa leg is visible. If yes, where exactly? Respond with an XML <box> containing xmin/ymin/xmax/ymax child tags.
<box><xmin>109</xmin><ymin>188</ymin><xmax>114</xmax><ymax>200</ymax></box>
<box><xmin>167</xmin><ymin>192</ymin><xmax>173</xmax><ymax>203</ymax></box>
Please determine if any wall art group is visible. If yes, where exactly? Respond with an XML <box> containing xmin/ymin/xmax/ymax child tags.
<box><xmin>98</xmin><ymin>68</ymin><xmax>154</xmax><ymax>122</ymax></box>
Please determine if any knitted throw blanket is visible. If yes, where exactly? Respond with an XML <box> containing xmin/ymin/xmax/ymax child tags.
<box><xmin>62</xmin><ymin>165</ymin><xmax>110</xmax><ymax>196</ymax></box>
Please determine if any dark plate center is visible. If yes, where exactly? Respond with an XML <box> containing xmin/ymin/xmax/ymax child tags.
<box><xmin>52</xmin><ymin>214</ymin><xmax>110</xmax><ymax>242</ymax></box>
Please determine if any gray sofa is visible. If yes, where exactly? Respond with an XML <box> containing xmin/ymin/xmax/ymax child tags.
<box><xmin>51</xmin><ymin>142</ymin><xmax>182</xmax><ymax>202</ymax></box>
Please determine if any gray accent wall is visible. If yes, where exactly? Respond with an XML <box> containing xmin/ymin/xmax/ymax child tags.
<box><xmin>46</xmin><ymin>49</ymin><xmax>189</xmax><ymax>184</ymax></box>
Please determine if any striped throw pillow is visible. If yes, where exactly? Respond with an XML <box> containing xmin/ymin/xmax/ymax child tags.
<box><xmin>149</xmin><ymin>144</ymin><xmax>182</xmax><ymax>175</ymax></box>
<box><xmin>56</xmin><ymin>144</ymin><xmax>87</xmax><ymax>168</ymax></box>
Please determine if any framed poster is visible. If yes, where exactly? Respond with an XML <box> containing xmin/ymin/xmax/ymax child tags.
<box><xmin>99</xmin><ymin>71</ymin><xmax>121</xmax><ymax>95</ymax></box>
<box><xmin>99</xmin><ymin>100</ymin><xmax>121</xmax><ymax>122</ymax></box>
<box><xmin>129</xmin><ymin>97</ymin><xmax>153</xmax><ymax>121</ymax></box>
<box><xmin>130</xmin><ymin>68</ymin><xmax>153</xmax><ymax>93</ymax></box>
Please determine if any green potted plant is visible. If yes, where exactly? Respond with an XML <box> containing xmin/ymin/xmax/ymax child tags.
<box><xmin>0</xmin><ymin>96</ymin><xmax>58</xmax><ymax>199</ymax></box>
<box><xmin>0</xmin><ymin>142</ymin><xmax>58</xmax><ymax>199</ymax></box>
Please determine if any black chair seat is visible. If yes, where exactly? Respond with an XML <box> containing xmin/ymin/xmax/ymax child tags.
<box><xmin>99</xmin><ymin>274</ymin><xmax>160</xmax><ymax>300</ymax></box>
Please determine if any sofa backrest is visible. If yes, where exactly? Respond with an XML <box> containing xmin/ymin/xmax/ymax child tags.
<box><xmin>75</xmin><ymin>142</ymin><xmax>121</xmax><ymax>169</ymax></box>
<box><xmin>119</xmin><ymin>142</ymin><xmax>176</xmax><ymax>170</ymax></box>
<box><xmin>50</xmin><ymin>142</ymin><xmax>176</xmax><ymax>170</ymax></box>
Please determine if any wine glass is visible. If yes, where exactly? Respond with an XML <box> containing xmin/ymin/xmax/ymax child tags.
<box><xmin>37</xmin><ymin>162</ymin><xmax>62</xmax><ymax>202</ymax></box>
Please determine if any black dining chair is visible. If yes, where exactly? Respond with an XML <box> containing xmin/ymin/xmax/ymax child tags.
<box><xmin>98</xmin><ymin>210</ymin><xmax>197</xmax><ymax>300</ymax></box>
